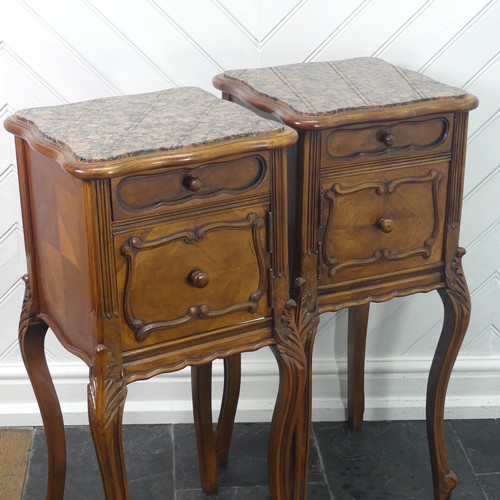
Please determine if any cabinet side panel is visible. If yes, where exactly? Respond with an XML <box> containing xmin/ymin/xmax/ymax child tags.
<box><xmin>25</xmin><ymin>143</ymin><xmax>95</xmax><ymax>360</ymax></box>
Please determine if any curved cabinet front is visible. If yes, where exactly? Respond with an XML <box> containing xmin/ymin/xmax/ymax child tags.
<box><xmin>318</xmin><ymin>161</ymin><xmax>448</xmax><ymax>290</ymax></box>
<box><xmin>115</xmin><ymin>204</ymin><xmax>271</xmax><ymax>349</ymax></box>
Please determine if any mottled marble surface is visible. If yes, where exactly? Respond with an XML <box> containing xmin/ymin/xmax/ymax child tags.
<box><xmin>23</xmin><ymin>420</ymin><xmax>499</xmax><ymax>499</ymax></box>
<box><xmin>13</xmin><ymin>87</ymin><xmax>289</xmax><ymax>163</ymax></box>
<box><xmin>223</xmin><ymin>57</ymin><xmax>471</xmax><ymax>117</ymax></box>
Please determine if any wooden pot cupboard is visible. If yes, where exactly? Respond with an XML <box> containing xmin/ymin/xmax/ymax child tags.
<box><xmin>5</xmin><ymin>57</ymin><xmax>478</xmax><ymax>500</ymax></box>
<box><xmin>210</xmin><ymin>57</ymin><xmax>478</xmax><ymax>500</ymax></box>
<box><xmin>4</xmin><ymin>87</ymin><xmax>301</xmax><ymax>499</ymax></box>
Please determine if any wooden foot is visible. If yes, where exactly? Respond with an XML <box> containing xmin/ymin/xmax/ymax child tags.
<box><xmin>19</xmin><ymin>275</ymin><xmax>66</xmax><ymax>500</ymax></box>
<box><xmin>88</xmin><ymin>345</ymin><xmax>129</xmax><ymax>500</ymax></box>
<box><xmin>191</xmin><ymin>363</ymin><xmax>218</xmax><ymax>494</ymax></box>
<box><xmin>427</xmin><ymin>248</ymin><xmax>470</xmax><ymax>500</ymax></box>
<box><xmin>347</xmin><ymin>303</ymin><xmax>370</xmax><ymax>431</ymax></box>
<box><xmin>191</xmin><ymin>354</ymin><xmax>241</xmax><ymax>493</ymax></box>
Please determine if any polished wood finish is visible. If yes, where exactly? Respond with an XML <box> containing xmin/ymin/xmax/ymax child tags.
<box><xmin>213</xmin><ymin>58</ymin><xmax>478</xmax><ymax>500</ymax></box>
<box><xmin>347</xmin><ymin>303</ymin><xmax>370</xmax><ymax>431</ymax></box>
<box><xmin>5</xmin><ymin>89</ymin><xmax>299</xmax><ymax>499</ymax></box>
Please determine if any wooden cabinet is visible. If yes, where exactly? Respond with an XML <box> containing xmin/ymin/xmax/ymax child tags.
<box><xmin>4</xmin><ymin>87</ymin><xmax>299</xmax><ymax>499</ymax></box>
<box><xmin>213</xmin><ymin>56</ymin><xmax>478</xmax><ymax>500</ymax></box>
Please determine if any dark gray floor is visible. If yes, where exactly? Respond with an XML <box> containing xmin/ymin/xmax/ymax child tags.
<box><xmin>23</xmin><ymin>420</ymin><xmax>500</xmax><ymax>499</ymax></box>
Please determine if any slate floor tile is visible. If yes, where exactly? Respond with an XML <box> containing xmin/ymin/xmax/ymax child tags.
<box><xmin>23</xmin><ymin>425</ymin><xmax>174</xmax><ymax>500</ymax></box>
<box><xmin>23</xmin><ymin>421</ymin><xmax>497</xmax><ymax>499</ymax></box>
<box><xmin>313</xmin><ymin>420</ymin><xmax>486</xmax><ymax>499</ymax></box>
<box><xmin>451</xmin><ymin>419</ymin><xmax>500</xmax><ymax>474</ymax></box>
<box><xmin>174</xmin><ymin>422</ymin><xmax>324</xmax><ymax>491</ymax></box>
<box><xmin>477</xmin><ymin>473</ymin><xmax>500</xmax><ymax>500</ymax></box>
<box><xmin>175</xmin><ymin>485</ymin><xmax>270</xmax><ymax>500</ymax></box>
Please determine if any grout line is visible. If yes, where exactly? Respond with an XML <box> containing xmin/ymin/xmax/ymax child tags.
<box><xmin>171</xmin><ymin>424</ymin><xmax>178</xmax><ymax>500</ymax></box>
<box><xmin>476</xmin><ymin>472</ymin><xmax>500</xmax><ymax>476</ymax></box>
<box><xmin>21</xmin><ymin>427</ymin><xmax>36</xmax><ymax>498</ymax></box>
<box><xmin>311</xmin><ymin>425</ymin><xmax>335</xmax><ymax>500</ymax></box>
<box><xmin>448</xmin><ymin>422</ymin><xmax>489</xmax><ymax>499</ymax></box>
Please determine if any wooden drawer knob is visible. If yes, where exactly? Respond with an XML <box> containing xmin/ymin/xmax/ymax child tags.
<box><xmin>185</xmin><ymin>176</ymin><xmax>202</xmax><ymax>192</ymax></box>
<box><xmin>189</xmin><ymin>269</ymin><xmax>209</xmax><ymax>288</ymax></box>
<box><xmin>381</xmin><ymin>132</ymin><xmax>395</xmax><ymax>147</ymax></box>
<box><xmin>377</xmin><ymin>217</ymin><xmax>395</xmax><ymax>233</ymax></box>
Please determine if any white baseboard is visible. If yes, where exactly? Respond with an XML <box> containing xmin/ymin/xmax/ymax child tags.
<box><xmin>1</xmin><ymin>357</ymin><xmax>500</xmax><ymax>427</ymax></box>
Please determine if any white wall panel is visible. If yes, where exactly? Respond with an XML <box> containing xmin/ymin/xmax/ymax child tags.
<box><xmin>308</xmin><ymin>0</ymin><xmax>427</xmax><ymax>62</ymax></box>
<box><xmin>259</xmin><ymin>0</ymin><xmax>366</xmax><ymax>66</ymax></box>
<box><xmin>1</xmin><ymin>0</ymin><xmax>499</xmax><ymax>424</ymax></box>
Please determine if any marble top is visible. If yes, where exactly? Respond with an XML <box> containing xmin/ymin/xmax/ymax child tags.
<box><xmin>221</xmin><ymin>57</ymin><xmax>472</xmax><ymax>118</ymax></box>
<box><xmin>12</xmin><ymin>87</ymin><xmax>290</xmax><ymax>163</ymax></box>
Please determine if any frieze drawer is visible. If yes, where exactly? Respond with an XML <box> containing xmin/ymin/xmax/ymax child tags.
<box><xmin>318</xmin><ymin>162</ymin><xmax>448</xmax><ymax>288</ymax></box>
<box><xmin>115</xmin><ymin>205</ymin><xmax>271</xmax><ymax>350</ymax></box>
<box><xmin>111</xmin><ymin>154</ymin><xmax>269</xmax><ymax>221</ymax></box>
<box><xmin>322</xmin><ymin>115</ymin><xmax>453</xmax><ymax>167</ymax></box>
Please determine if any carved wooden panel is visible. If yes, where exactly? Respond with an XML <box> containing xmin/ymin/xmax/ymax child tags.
<box><xmin>319</xmin><ymin>162</ymin><xmax>448</xmax><ymax>287</ymax></box>
<box><xmin>112</xmin><ymin>155</ymin><xmax>269</xmax><ymax>221</ymax></box>
<box><xmin>115</xmin><ymin>205</ymin><xmax>270</xmax><ymax>348</ymax></box>
<box><xmin>322</xmin><ymin>115</ymin><xmax>453</xmax><ymax>166</ymax></box>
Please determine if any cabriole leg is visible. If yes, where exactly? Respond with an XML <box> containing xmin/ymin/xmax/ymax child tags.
<box><xmin>19</xmin><ymin>321</ymin><xmax>66</xmax><ymax>499</ymax></box>
<box><xmin>427</xmin><ymin>248</ymin><xmax>471</xmax><ymax>500</ymax></box>
<box><xmin>269</xmin><ymin>278</ymin><xmax>319</xmax><ymax>500</ymax></box>
<box><xmin>88</xmin><ymin>344</ymin><xmax>129</xmax><ymax>500</ymax></box>
<box><xmin>19</xmin><ymin>274</ymin><xmax>66</xmax><ymax>500</ymax></box>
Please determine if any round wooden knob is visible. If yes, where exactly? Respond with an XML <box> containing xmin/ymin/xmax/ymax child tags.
<box><xmin>189</xmin><ymin>269</ymin><xmax>209</xmax><ymax>288</ymax></box>
<box><xmin>381</xmin><ymin>133</ymin><xmax>395</xmax><ymax>147</ymax></box>
<box><xmin>185</xmin><ymin>176</ymin><xmax>202</xmax><ymax>192</ymax></box>
<box><xmin>377</xmin><ymin>217</ymin><xmax>395</xmax><ymax>233</ymax></box>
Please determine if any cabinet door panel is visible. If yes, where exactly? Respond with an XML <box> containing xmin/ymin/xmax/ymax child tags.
<box><xmin>116</xmin><ymin>205</ymin><xmax>270</xmax><ymax>349</ymax></box>
<box><xmin>319</xmin><ymin>162</ymin><xmax>448</xmax><ymax>288</ymax></box>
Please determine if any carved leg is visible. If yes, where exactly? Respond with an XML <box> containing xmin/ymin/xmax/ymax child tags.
<box><xmin>216</xmin><ymin>354</ymin><xmax>241</xmax><ymax>464</ymax></box>
<box><xmin>191</xmin><ymin>363</ymin><xmax>218</xmax><ymax>494</ymax></box>
<box><xmin>269</xmin><ymin>338</ymin><xmax>306</xmax><ymax>500</ymax></box>
<box><xmin>427</xmin><ymin>249</ymin><xmax>471</xmax><ymax>500</ymax></box>
<box><xmin>347</xmin><ymin>303</ymin><xmax>370</xmax><ymax>431</ymax></box>
<box><xmin>269</xmin><ymin>278</ymin><xmax>319</xmax><ymax>500</ymax></box>
<box><xmin>291</xmin><ymin>324</ymin><xmax>318</xmax><ymax>499</ymax></box>
<box><xmin>19</xmin><ymin>319</ymin><xmax>66</xmax><ymax>499</ymax></box>
<box><xmin>88</xmin><ymin>345</ymin><xmax>129</xmax><ymax>500</ymax></box>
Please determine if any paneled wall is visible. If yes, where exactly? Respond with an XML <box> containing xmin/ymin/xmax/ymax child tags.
<box><xmin>1</xmin><ymin>0</ymin><xmax>499</xmax><ymax>425</ymax></box>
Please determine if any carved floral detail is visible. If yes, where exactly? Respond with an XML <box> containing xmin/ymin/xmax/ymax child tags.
<box><xmin>88</xmin><ymin>345</ymin><xmax>127</xmax><ymax>429</ymax></box>
<box><xmin>444</xmin><ymin>247</ymin><xmax>470</xmax><ymax>312</ymax></box>
<box><xmin>18</xmin><ymin>274</ymin><xmax>40</xmax><ymax>335</ymax></box>
<box><xmin>277</xmin><ymin>278</ymin><xmax>320</xmax><ymax>362</ymax></box>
